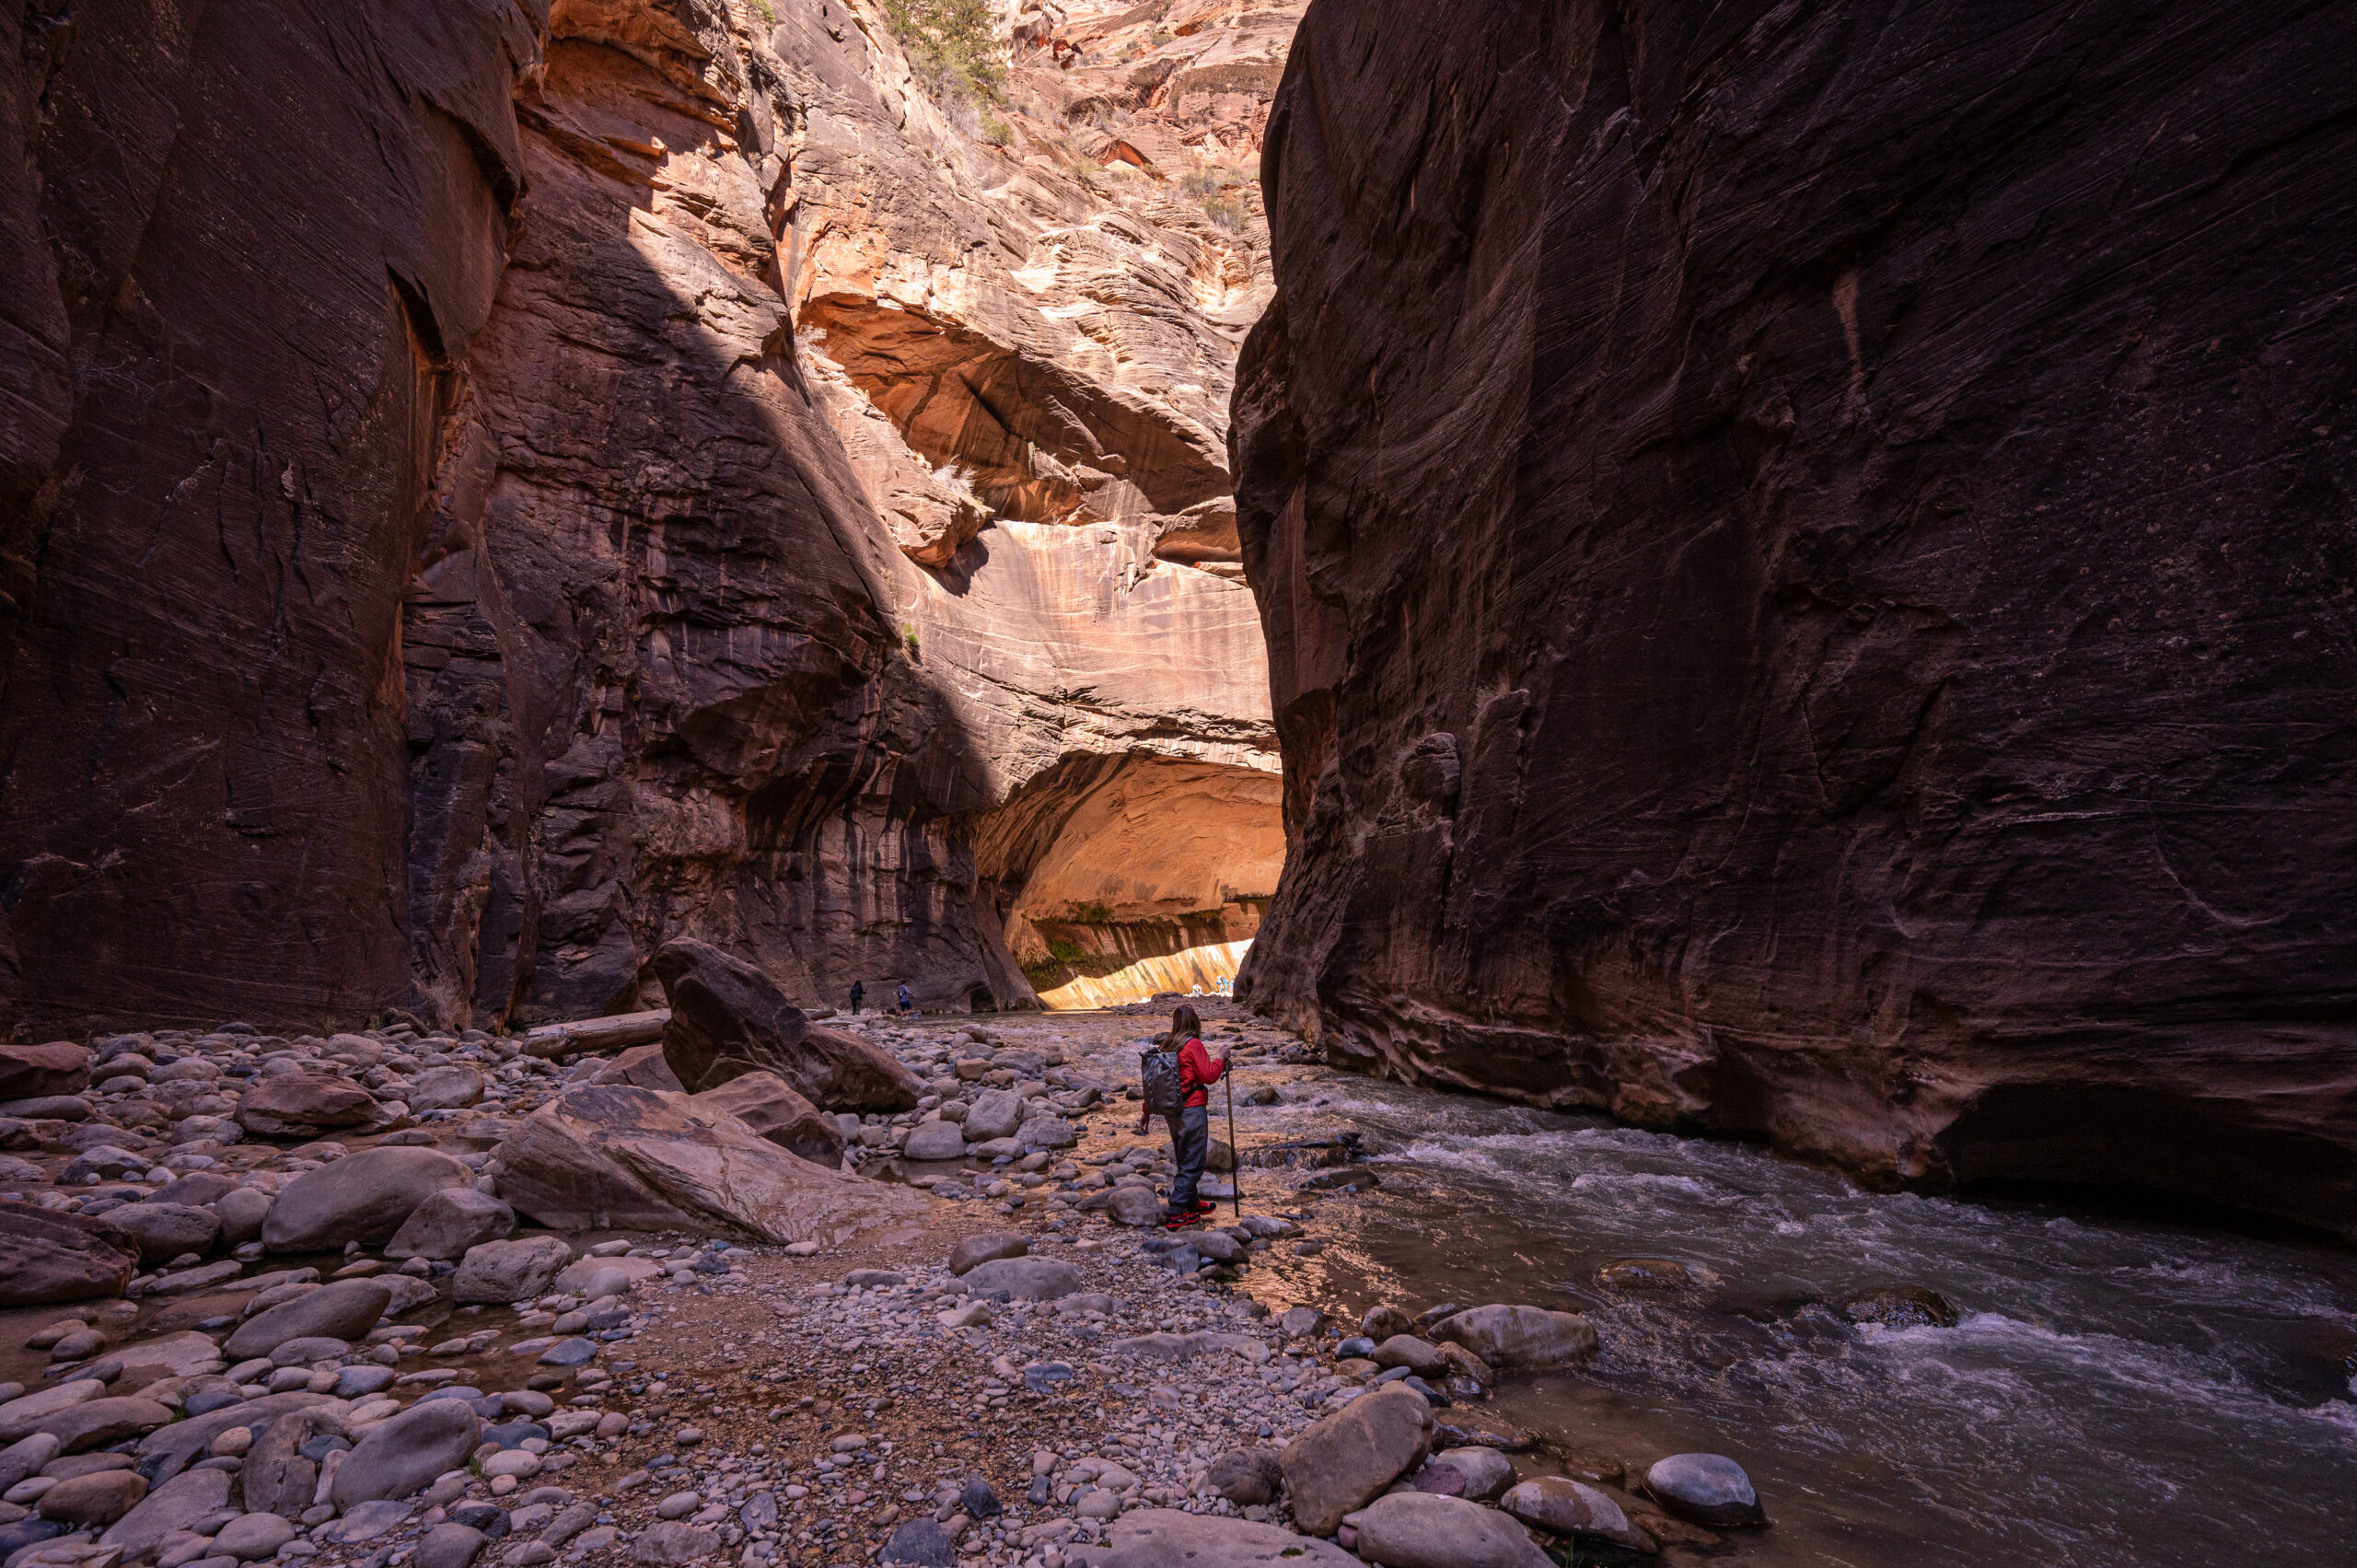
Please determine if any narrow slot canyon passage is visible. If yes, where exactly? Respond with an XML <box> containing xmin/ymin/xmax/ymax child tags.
<box><xmin>0</xmin><ymin>6</ymin><xmax>2350</xmax><ymax>1568</ymax></box>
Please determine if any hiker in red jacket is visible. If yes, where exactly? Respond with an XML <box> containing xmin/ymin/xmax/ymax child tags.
<box><xmin>1134</xmin><ymin>1002</ymin><xmax>1228</xmax><ymax>1226</ymax></box>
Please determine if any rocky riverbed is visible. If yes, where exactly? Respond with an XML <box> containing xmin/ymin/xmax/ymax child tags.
<box><xmin>0</xmin><ymin>975</ymin><xmax>2347</xmax><ymax>1568</ymax></box>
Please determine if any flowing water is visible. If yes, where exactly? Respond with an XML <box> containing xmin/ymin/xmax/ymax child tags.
<box><xmin>1044</xmin><ymin>1018</ymin><xmax>2357</xmax><ymax>1566</ymax></box>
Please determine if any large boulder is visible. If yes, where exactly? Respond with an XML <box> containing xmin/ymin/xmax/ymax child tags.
<box><xmin>225</xmin><ymin>1278</ymin><xmax>394</xmax><ymax>1361</ymax></box>
<box><xmin>108</xmin><ymin>1202</ymin><xmax>224</xmax><ymax>1265</ymax></box>
<box><xmin>590</xmin><ymin>1046</ymin><xmax>685</xmax><ymax>1092</ymax></box>
<box><xmin>1279</xmin><ymin>1383</ymin><xmax>1434</xmax><ymax>1535</ymax></box>
<box><xmin>0</xmin><ymin>1044</ymin><xmax>89</xmax><ymax>1101</ymax></box>
<box><xmin>491</xmin><ymin>1085</ymin><xmax>928</xmax><ymax>1245</ymax></box>
<box><xmin>1100</xmin><ymin>1510</ymin><xmax>1356</xmax><ymax>1567</ymax></box>
<box><xmin>384</xmin><ymin>1188</ymin><xmax>515</xmax><ymax>1261</ymax></box>
<box><xmin>0</xmin><ymin>1208</ymin><xmax>138</xmax><ymax>1307</ymax></box>
<box><xmin>235</xmin><ymin>1071</ymin><xmax>387</xmax><ymax>1138</ymax></box>
<box><xmin>653</xmin><ymin>939</ymin><xmax>920</xmax><ymax>1110</ymax></box>
<box><xmin>261</xmin><ymin>1147</ymin><xmax>475</xmax><ymax>1251</ymax></box>
<box><xmin>691</xmin><ymin>1072</ymin><xmax>846</xmax><ymax>1167</ymax></box>
<box><xmin>1431</xmin><ymin>1305</ymin><xmax>1597</xmax><ymax>1369</ymax></box>
<box><xmin>1347</xmin><ymin>1493</ymin><xmax>1555</xmax><ymax>1568</ymax></box>
<box><xmin>452</xmin><ymin>1236</ymin><xmax>574</xmax><ymax>1304</ymax></box>
<box><xmin>331</xmin><ymin>1398</ymin><xmax>481</xmax><ymax>1506</ymax></box>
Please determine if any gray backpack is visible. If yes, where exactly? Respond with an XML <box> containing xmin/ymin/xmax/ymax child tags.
<box><xmin>1140</xmin><ymin>1041</ymin><xmax>1185</xmax><ymax>1115</ymax></box>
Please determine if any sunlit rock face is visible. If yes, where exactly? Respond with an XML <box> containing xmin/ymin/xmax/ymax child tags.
<box><xmin>1234</xmin><ymin>0</ymin><xmax>2357</xmax><ymax>1232</ymax></box>
<box><xmin>0</xmin><ymin>0</ymin><xmax>1296</xmax><ymax>1029</ymax></box>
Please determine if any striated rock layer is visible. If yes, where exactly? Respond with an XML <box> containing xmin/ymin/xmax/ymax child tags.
<box><xmin>0</xmin><ymin>0</ymin><xmax>1293</xmax><ymax>1030</ymax></box>
<box><xmin>1235</xmin><ymin>0</ymin><xmax>2357</xmax><ymax>1231</ymax></box>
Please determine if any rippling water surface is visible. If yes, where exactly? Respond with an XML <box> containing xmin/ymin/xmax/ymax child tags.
<box><xmin>1062</xmin><ymin>1028</ymin><xmax>2357</xmax><ymax>1566</ymax></box>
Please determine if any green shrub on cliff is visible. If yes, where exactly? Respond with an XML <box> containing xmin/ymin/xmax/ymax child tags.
<box><xmin>885</xmin><ymin>0</ymin><xmax>1004</xmax><ymax>105</ymax></box>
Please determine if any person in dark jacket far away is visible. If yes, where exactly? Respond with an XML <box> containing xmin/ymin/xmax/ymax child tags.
<box><xmin>850</xmin><ymin>981</ymin><xmax>865</xmax><ymax>1015</ymax></box>
<box><xmin>896</xmin><ymin>982</ymin><xmax>914</xmax><ymax>1016</ymax></box>
<box><xmin>1134</xmin><ymin>1003</ymin><xmax>1228</xmax><ymax>1226</ymax></box>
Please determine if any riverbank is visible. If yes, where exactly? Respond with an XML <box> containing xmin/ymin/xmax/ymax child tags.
<box><xmin>0</xmin><ymin>1004</ymin><xmax>2349</xmax><ymax>1568</ymax></box>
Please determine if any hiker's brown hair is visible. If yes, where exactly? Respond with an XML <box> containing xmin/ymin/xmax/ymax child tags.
<box><xmin>1170</xmin><ymin>1003</ymin><xmax>1202</xmax><ymax>1042</ymax></box>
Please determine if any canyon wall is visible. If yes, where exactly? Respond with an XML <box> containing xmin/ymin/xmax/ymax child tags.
<box><xmin>1236</xmin><ymin>0</ymin><xmax>2357</xmax><ymax>1231</ymax></box>
<box><xmin>0</xmin><ymin>0</ymin><xmax>1295</xmax><ymax>1031</ymax></box>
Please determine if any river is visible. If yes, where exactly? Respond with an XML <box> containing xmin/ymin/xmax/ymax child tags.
<box><xmin>1035</xmin><ymin>1008</ymin><xmax>2357</xmax><ymax>1566</ymax></box>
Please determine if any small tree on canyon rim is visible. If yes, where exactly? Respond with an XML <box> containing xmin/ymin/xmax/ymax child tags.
<box><xmin>886</xmin><ymin>0</ymin><xmax>1006</xmax><ymax>108</ymax></box>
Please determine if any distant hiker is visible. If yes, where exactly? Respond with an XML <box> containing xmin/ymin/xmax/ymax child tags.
<box><xmin>849</xmin><ymin>981</ymin><xmax>865</xmax><ymax>1015</ymax></box>
<box><xmin>896</xmin><ymin>982</ymin><xmax>914</xmax><ymax>1016</ymax></box>
<box><xmin>1135</xmin><ymin>1002</ymin><xmax>1228</xmax><ymax>1226</ymax></box>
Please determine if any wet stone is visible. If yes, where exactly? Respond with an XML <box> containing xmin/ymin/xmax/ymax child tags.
<box><xmin>1645</xmin><ymin>1453</ymin><xmax>1766</xmax><ymax>1526</ymax></box>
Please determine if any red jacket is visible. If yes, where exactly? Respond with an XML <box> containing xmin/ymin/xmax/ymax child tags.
<box><xmin>1177</xmin><ymin>1037</ymin><xmax>1225</xmax><ymax>1108</ymax></box>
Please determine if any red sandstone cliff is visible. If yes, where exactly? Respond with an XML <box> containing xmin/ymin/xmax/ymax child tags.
<box><xmin>1234</xmin><ymin>0</ymin><xmax>2357</xmax><ymax>1233</ymax></box>
<box><xmin>0</xmin><ymin>0</ymin><xmax>1299</xmax><ymax>1028</ymax></box>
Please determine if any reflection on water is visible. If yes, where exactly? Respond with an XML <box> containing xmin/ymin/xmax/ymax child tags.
<box><xmin>1086</xmin><ymin>1042</ymin><xmax>2357</xmax><ymax>1566</ymax></box>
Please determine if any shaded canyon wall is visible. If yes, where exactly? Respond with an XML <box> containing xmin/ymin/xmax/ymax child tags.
<box><xmin>0</xmin><ymin>0</ymin><xmax>1295</xmax><ymax>1031</ymax></box>
<box><xmin>1234</xmin><ymin>0</ymin><xmax>2357</xmax><ymax>1231</ymax></box>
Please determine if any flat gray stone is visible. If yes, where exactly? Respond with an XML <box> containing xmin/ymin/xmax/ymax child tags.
<box><xmin>224</xmin><ymin>1278</ymin><xmax>393</xmax><ymax>1361</ymax></box>
<box><xmin>1101</xmin><ymin>1509</ymin><xmax>1357</xmax><ymax>1567</ymax></box>
<box><xmin>100</xmin><ymin>1468</ymin><xmax>232</xmax><ymax>1558</ymax></box>
<box><xmin>957</xmin><ymin>1257</ymin><xmax>1083</xmax><ymax>1302</ymax></box>
<box><xmin>628</xmin><ymin>1522</ymin><xmax>716</xmax><ymax>1565</ymax></box>
<box><xmin>215</xmin><ymin>1511</ymin><xmax>299</xmax><ymax>1560</ymax></box>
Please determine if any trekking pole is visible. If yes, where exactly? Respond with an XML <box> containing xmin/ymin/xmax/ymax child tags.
<box><xmin>1225</xmin><ymin>1068</ymin><xmax>1242</xmax><ymax>1218</ymax></box>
